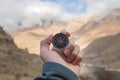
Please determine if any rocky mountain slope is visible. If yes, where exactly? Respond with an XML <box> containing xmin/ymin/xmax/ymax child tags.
<box><xmin>80</xmin><ymin>63</ymin><xmax>120</xmax><ymax>80</ymax></box>
<box><xmin>82</xmin><ymin>32</ymin><xmax>120</xmax><ymax>69</ymax></box>
<box><xmin>74</xmin><ymin>8</ymin><xmax>120</xmax><ymax>50</ymax></box>
<box><xmin>79</xmin><ymin>8</ymin><xmax>120</xmax><ymax>70</ymax></box>
<box><xmin>0</xmin><ymin>24</ymin><xmax>120</xmax><ymax>80</ymax></box>
<box><xmin>0</xmin><ymin>27</ymin><xmax>42</xmax><ymax>80</ymax></box>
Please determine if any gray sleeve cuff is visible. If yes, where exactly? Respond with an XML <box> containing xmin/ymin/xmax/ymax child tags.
<box><xmin>43</xmin><ymin>62</ymin><xmax>79</xmax><ymax>80</ymax></box>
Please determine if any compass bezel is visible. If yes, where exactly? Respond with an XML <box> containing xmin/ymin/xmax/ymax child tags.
<box><xmin>52</xmin><ymin>33</ymin><xmax>69</xmax><ymax>50</ymax></box>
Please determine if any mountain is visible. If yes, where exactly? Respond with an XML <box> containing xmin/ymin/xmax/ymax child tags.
<box><xmin>11</xmin><ymin>8</ymin><xmax>120</xmax><ymax>55</ymax></box>
<box><xmin>10</xmin><ymin>7</ymin><xmax>120</xmax><ymax>71</ymax></box>
<box><xmin>11</xmin><ymin>17</ymin><xmax>88</xmax><ymax>54</ymax></box>
<box><xmin>80</xmin><ymin>63</ymin><xmax>120</xmax><ymax>80</ymax></box>
<box><xmin>76</xmin><ymin>8</ymin><xmax>120</xmax><ymax>69</ymax></box>
<box><xmin>74</xmin><ymin>8</ymin><xmax>120</xmax><ymax>50</ymax></box>
<box><xmin>82</xmin><ymin>32</ymin><xmax>120</xmax><ymax>69</ymax></box>
<box><xmin>0</xmin><ymin>27</ymin><xmax>41</xmax><ymax>80</ymax></box>
<box><xmin>1</xmin><ymin>27</ymin><xmax>120</xmax><ymax>80</ymax></box>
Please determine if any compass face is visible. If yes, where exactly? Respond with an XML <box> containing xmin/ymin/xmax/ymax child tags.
<box><xmin>52</xmin><ymin>33</ymin><xmax>69</xmax><ymax>50</ymax></box>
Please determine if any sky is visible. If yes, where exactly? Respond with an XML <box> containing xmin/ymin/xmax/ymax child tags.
<box><xmin>0</xmin><ymin>0</ymin><xmax>120</xmax><ymax>31</ymax></box>
<box><xmin>41</xmin><ymin>0</ymin><xmax>87</xmax><ymax>13</ymax></box>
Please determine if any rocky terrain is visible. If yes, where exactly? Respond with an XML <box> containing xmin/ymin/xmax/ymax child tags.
<box><xmin>74</xmin><ymin>8</ymin><xmax>120</xmax><ymax>50</ymax></box>
<box><xmin>0</xmin><ymin>27</ymin><xmax>42</xmax><ymax>80</ymax></box>
<box><xmin>80</xmin><ymin>63</ymin><xmax>120</xmax><ymax>80</ymax></box>
<box><xmin>1</xmin><ymin>26</ymin><xmax>120</xmax><ymax>80</ymax></box>
<box><xmin>75</xmin><ymin>8</ymin><xmax>120</xmax><ymax>69</ymax></box>
<box><xmin>83</xmin><ymin>33</ymin><xmax>120</xmax><ymax>69</ymax></box>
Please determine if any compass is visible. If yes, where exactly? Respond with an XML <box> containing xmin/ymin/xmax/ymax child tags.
<box><xmin>52</xmin><ymin>33</ymin><xmax>69</xmax><ymax>50</ymax></box>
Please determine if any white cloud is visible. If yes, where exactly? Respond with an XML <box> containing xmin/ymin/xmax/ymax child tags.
<box><xmin>0</xmin><ymin>0</ymin><xmax>120</xmax><ymax>32</ymax></box>
<box><xmin>0</xmin><ymin>0</ymin><xmax>75</xmax><ymax>31</ymax></box>
<box><xmin>85</xmin><ymin>0</ymin><xmax>120</xmax><ymax>18</ymax></box>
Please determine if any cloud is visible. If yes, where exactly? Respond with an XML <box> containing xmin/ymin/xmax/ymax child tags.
<box><xmin>0</xmin><ymin>0</ymin><xmax>76</xmax><ymax>31</ymax></box>
<box><xmin>0</xmin><ymin>0</ymin><xmax>120</xmax><ymax>31</ymax></box>
<box><xmin>85</xmin><ymin>0</ymin><xmax>120</xmax><ymax>18</ymax></box>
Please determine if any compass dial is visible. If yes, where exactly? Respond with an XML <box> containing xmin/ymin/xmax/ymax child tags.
<box><xmin>52</xmin><ymin>33</ymin><xmax>69</xmax><ymax>50</ymax></box>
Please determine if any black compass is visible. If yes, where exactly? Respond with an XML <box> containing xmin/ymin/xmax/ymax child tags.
<box><xmin>52</xmin><ymin>33</ymin><xmax>69</xmax><ymax>50</ymax></box>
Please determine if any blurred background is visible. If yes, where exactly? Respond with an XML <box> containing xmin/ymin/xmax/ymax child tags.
<box><xmin>0</xmin><ymin>0</ymin><xmax>120</xmax><ymax>80</ymax></box>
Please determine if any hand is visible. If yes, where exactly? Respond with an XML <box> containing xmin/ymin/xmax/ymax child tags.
<box><xmin>40</xmin><ymin>30</ymin><xmax>82</xmax><ymax>76</ymax></box>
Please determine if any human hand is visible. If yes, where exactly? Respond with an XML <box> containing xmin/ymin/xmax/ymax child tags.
<box><xmin>40</xmin><ymin>30</ymin><xmax>82</xmax><ymax>76</ymax></box>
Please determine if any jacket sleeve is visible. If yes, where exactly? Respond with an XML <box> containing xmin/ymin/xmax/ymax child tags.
<box><xmin>34</xmin><ymin>62</ymin><xmax>79</xmax><ymax>80</ymax></box>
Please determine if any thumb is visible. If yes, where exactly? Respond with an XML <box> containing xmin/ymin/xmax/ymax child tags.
<box><xmin>40</xmin><ymin>34</ymin><xmax>53</xmax><ymax>53</ymax></box>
